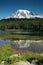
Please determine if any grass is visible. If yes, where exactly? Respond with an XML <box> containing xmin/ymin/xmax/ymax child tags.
<box><xmin>0</xmin><ymin>44</ymin><xmax>17</xmax><ymax>63</ymax></box>
<box><xmin>0</xmin><ymin>43</ymin><xmax>43</xmax><ymax>65</ymax></box>
<box><xmin>0</xmin><ymin>33</ymin><xmax>43</xmax><ymax>40</ymax></box>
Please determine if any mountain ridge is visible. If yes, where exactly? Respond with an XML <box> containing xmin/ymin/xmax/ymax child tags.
<box><xmin>3</xmin><ymin>9</ymin><xmax>43</xmax><ymax>19</ymax></box>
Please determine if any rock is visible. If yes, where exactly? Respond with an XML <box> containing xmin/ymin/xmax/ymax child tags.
<box><xmin>10</xmin><ymin>54</ymin><xmax>21</xmax><ymax>58</ymax></box>
<box><xmin>13</xmin><ymin>61</ymin><xmax>36</xmax><ymax>65</ymax></box>
<box><xmin>1</xmin><ymin>61</ymin><xmax>6</xmax><ymax>65</ymax></box>
<box><xmin>31</xmin><ymin>60</ymin><xmax>38</xmax><ymax>65</ymax></box>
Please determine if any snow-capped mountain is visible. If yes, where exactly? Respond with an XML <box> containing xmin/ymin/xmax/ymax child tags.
<box><xmin>5</xmin><ymin>9</ymin><xmax>43</xmax><ymax>19</ymax></box>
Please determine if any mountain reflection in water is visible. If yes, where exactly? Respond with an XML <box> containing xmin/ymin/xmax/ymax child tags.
<box><xmin>10</xmin><ymin>40</ymin><xmax>43</xmax><ymax>53</ymax></box>
<box><xmin>0</xmin><ymin>39</ymin><xmax>43</xmax><ymax>53</ymax></box>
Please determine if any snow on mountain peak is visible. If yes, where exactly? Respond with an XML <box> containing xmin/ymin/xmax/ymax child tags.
<box><xmin>16</xmin><ymin>9</ymin><xmax>31</xmax><ymax>14</ymax></box>
<box><xmin>4</xmin><ymin>9</ymin><xmax>43</xmax><ymax>19</ymax></box>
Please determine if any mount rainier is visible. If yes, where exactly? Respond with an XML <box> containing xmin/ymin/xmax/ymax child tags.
<box><xmin>5</xmin><ymin>9</ymin><xmax>43</xmax><ymax>19</ymax></box>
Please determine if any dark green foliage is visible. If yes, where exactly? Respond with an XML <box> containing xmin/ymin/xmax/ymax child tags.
<box><xmin>0</xmin><ymin>18</ymin><xmax>43</xmax><ymax>35</ymax></box>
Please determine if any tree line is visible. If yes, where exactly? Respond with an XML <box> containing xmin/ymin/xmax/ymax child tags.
<box><xmin>0</xmin><ymin>18</ymin><xmax>43</xmax><ymax>32</ymax></box>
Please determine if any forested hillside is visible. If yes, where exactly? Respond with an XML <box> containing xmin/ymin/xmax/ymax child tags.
<box><xmin>0</xmin><ymin>18</ymin><xmax>43</xmax><ymax>35</ymax></box>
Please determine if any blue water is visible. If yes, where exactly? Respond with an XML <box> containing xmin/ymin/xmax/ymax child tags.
<box><xmin>0</xmin><ymin>30</ymin><xmax>42</xmax><ymax>34</ymax></box>
<box><xmin>0</xmin><ymin>30</ymin><xmax>43</xmax><ymax>44</ymax></box>
<box><xmin>0</xmin><ymin>30</ymin><xmax>9</xmax><ymax>33</ymax></box>
<box><xmin>0</xmin><ymin>39</ymin><xmax>8</xmax><ymax>44</ymax></box>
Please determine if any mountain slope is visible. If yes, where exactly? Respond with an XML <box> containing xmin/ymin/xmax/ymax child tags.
<box><xmin>5</xmin><ymin>9</ymin><xmax>43</xmax><ymax>19</ymax></box>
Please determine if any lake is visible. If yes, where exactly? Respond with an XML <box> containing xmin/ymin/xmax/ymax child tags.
<box><xmin>0</xmin><ymin>39</ymin><xmax>11</xmax><ymax>44</ymax></box>
<box><xmin>0</xmin><ymin>39</ymin><xmax>43</xmax><ymax>53</ymax></box>
<box><xmin>10</xmin><ymin>40</ymin><xmax>43</xmax><ymax>52</ymax></box>
<box><xmin>0</xmin><ymin>30</ymin><xmax>43</xmax><ymax>35</ymax></box>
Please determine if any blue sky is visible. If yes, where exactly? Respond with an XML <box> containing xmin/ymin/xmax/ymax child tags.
<box><xmin>0</xmin><ymin>0</ymin><xmax>43</xmax><ymax>18</ymax></box>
